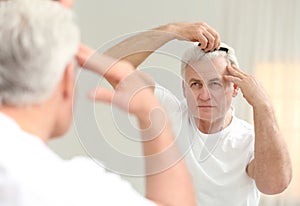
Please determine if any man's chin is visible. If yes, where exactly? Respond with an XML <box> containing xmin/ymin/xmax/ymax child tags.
<box><xmin>192</xmin><ymin>113</ymin><xmax>213</xmax><ymax>121</ymax></box>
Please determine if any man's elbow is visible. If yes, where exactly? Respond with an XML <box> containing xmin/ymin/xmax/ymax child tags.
<box><xmin>258</xmin><ymin>174</ymin><xmax>292</xmax><ymax>195</ymax></box>
<box><xmin>261</xmin><ymin>183</ymin><xmax>289</xmax><ymax>195</ymax></box>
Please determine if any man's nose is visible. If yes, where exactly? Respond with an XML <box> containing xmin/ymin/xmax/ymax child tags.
<box><xmin>198</xmin><ymin>86</ymin><xmax>211</xmax><ymax>101</ymax></box>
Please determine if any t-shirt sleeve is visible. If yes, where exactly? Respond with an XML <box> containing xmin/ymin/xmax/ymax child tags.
<box><xmin>248</xmin><ymin>132</ymin><xmax>255</xmax><ymax>163</ymax></box>
<box><xmin>154</xmin><ymin>83</ymin><xmax>181</xmax><ymax>114</ymax></box>
<box><xmin>154</xmin><ymin>83</ymin><xmax>184</xmax><ymax>132</ymax></box>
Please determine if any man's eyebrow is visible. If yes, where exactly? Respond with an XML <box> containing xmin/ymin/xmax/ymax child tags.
<box><xmin>188</xmin><ymin>78</ymin><xmax>202</xmax><ymax>83</ymax></box>
<box><xmin>208</xmin><ymin>77</ymin><xmax>222</xmax><ymax>82</ymax></box>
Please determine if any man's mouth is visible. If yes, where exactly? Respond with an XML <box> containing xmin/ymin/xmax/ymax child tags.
<box><xmin>198</xmin><ymin>105</ymin><xmax>214</xmax><ymax>108</ymax></box>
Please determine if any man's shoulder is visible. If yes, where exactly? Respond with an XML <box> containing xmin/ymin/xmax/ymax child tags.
<box><xmin>232</xmin><ymin>116</ymin><xmax>254</xmax><ymax>131</ymax></box>
<box><xmin>154</xmin><ymin>83</ymin><xmax>187</xmax><ymax>114</ymax></box>
<box><xmin>228</xmin><ymin>116</ymin><xmax>255</xmax><ymax>142</ymax></box>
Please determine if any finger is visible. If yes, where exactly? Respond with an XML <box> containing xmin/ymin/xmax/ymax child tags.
<box><xmin>202</xmin><ymin>31</ymin><xmax>215</xmax><ymax>52</ymax></box>
<box><xmin>88</xmin><ymin>87</ymin><xmax>114</xmax><ymax>103</ymax></box>
<box><xmin>206</xmin><ymin>27</ymin><xmax>220</xmax><ymax>51</ymax></box>
<box><xmin>231</xmin><ymin>64</ymin><xmax>248</xmax><ymax>76</ymax></box>
<box><xmin>76</xmin><ymin>49</ymin><xmax>88</xmax><ymax>67</ymax></box>
<box><xmin>197</xmin><ymin>33</ymin><xmax>209</xmax><ymax>49</ymax></box>
<box><xmin>76</xmin><ymin>44</ymin><xmax>95</xmax><ymax>67</ymax></box>
<box><xmin>223</xmin><ymin>75</ymin><xmax>242</xmax><ymax>86</ymax></box>
<box><xmin>226</xmin><ymin>65</ymin><xmax>246</xmax><ymax>79</ymax></box>
<box><xmin>79</xmin><ymin>43</ymin><xmax>94</xmax><ymax>54</ymax></box>
<box><xmin>198</xmin><ymin>22</ymin><xmax>220</xmax><ymax>51</ymax></box>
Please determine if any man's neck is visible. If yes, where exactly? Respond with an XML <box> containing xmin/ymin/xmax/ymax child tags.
<box><xmin>195</xmin><ymin>113</ymin><xmax>233</xmax><ymax>134</ymax></box>
<box><xmin>0</xmin><ymin>105</ymin><xmax>54</xmax><ymax>143</ymax></box>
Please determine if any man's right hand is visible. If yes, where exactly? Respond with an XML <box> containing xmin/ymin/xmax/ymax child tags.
<box><xmin>104</xmin><ymin>21</ymin><xmax>220</xmax><ymax>68</ymax></box>
<box><xmin>157</xmin><ymin>22</ymin><xmax>220</xmax><ymax>52</ymax></box>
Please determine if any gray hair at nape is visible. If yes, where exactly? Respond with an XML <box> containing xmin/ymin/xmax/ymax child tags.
<box><xmin>0</xmin><ymin>0</ymin><xmax>80</xmax><ymax>106</ymax></box>
<box><xmin>180</xmin><ymin>42</ymin><xmax>239</xmax><ymax>78</ymax></box>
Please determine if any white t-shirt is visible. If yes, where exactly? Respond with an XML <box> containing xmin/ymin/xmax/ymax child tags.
<box><xmin>155</xmin><ymin>84</ymin><xmax>260</xmax><ymax>206</ymax></box>
<box><xmin>0</xmin><ymin>112</ymin><xmax>156</xmax><ymax>206</ymax></box>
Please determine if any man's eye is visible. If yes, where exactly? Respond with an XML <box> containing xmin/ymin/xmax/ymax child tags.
<box><xmin>209</xmin><ymin>82</ymin><xmax>223</xmax><ymax>89</ymax></box>
<box><xmin>190</xmin><ymin>82</ymin><xmax>201</xmax><ymax>88</ymax></box>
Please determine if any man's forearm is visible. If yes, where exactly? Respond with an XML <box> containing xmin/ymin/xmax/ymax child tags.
<box><xmin>104</xmin><ymin>24</ymin><xmax>177</xmax><ymax>68</ymax></box>
<box><xmin>138</xmin><ymin>104</ymin><xmax>196</xmax><ymax>206</ymax></box>
<box><xmin>104</xmin><ymin>22</ymin><xmax>221</xmax><ymax>68</ymax></box>
<box><xmin>250</xmin><ymin>102</ymin><xmax>292</xmax><ymax>194</ymax></box>
<box><xmin>224</xmin><ymin>64</ymin><xmax>292</xmax><ymax>194</ymax></box>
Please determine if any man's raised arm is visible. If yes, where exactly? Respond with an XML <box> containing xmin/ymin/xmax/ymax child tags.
<box><xmin>77</xmin><ymin>47</ymin><xmax>197</xmax><ymax>206</ymax></box>
<box><xmin>104</xmin><ymin>22</ymin><xmax>220</xmax><ymax>68</ymax></box>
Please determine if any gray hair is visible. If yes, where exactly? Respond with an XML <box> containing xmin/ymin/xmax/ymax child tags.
<box><xmin>181</xmin><ymin>42</ymin><xmax>239</xmax><ymax>77</ymax></box>
<box><xmin>0</xmin><ymin>0</ymin><xmax>80</xmax><ymax>106</ymax></box>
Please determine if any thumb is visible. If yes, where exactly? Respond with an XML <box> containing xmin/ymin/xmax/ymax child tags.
<box><xmin>88</xmin><ymin>87</ymin><xmax>114</xmax><ymax>104</ymax></box>
<box><xmin>76</xmin><ymin>44</ymin><xmax>95</xmax><ymax>67</ymax></box>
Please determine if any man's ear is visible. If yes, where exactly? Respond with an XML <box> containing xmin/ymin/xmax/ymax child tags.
<box><xmin>182</xmin><ymin>80</ymin><xmax>187</xmax><ymax>98</ymax></box>
<box><xmin>232</xmin><ymin>83</ymin><xmax>239</xmax><ymax>97</ymax></box>
<box><xmin>56</xmin><ymin>0</ymin><xmax>74</xmax><ymax>8</ymax></box>
<box><xmin>61</xmin><ymin>62</ymin><xmax>75</xmax><ymax>100</ymax></box>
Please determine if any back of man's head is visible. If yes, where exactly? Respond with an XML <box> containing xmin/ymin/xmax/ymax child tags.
<box><xmin>0</xmin><ymin>0</ymin><xmax>80</xmax><ymax>106</ymax></box>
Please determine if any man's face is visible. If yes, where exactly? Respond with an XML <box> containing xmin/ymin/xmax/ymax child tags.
<box><xmin>183</xmin><ymin>56</ymin><xmax>236</xmax><ymax>122</ymax></box>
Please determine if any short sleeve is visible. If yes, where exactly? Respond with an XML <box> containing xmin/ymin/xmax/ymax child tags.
<box><xmin>154</xmin><ymin>83</ymin><xmax>181</xmax><ymax>114</ymax></box>
<box><xmin>154</xmin><ymin>83</ymin><xmax>184</xmax><ymax>132</ymax></box>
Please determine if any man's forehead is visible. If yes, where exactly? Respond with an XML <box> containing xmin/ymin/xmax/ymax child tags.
<box><xmin>185</xmin><ymin>57</ymin><xmax>227</xmax><ymax>79</ymax></box>
<box><xmin>189</xmin><ymin>56</ymin><xmax>227</xmax><ymax>70</ymax></box>
<box><xmin>186</xmin><ymin>72</ymin><xmax>222</xmax><ymax>83</ymax></box>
